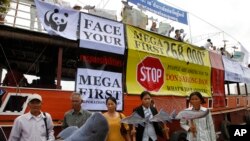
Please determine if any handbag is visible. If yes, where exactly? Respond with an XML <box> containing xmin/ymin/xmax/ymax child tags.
<box><xmin>119</xmin><ymin>113</ymin><xmax>127</xmax><ymax>136</ymax></box>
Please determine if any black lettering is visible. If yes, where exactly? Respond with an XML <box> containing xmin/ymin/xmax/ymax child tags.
<box><xmin>93</xmin><ymin>22</ymin><xmax>103</xmax><ymax>32</ymax></box>
<box><xmin>79</xmin><ymin>75</ymin><xmax>91</xmax><ymax>85</ymax></box>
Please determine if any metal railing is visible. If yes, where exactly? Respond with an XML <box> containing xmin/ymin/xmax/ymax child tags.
<box><xmin>1</xmin><ymin>0</ymin><xmax>44</xmax><ymax>32</ymax></box>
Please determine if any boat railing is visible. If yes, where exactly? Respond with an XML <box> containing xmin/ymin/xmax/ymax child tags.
<box><xmin>1</xmin><ymin>0</ymin><xmax>45</xmax><ymax>33</ymax></box>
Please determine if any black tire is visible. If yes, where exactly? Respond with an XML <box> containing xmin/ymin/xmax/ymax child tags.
<box><xmin>170</xmin><ymin>130</ymin><xmax>188</xmax><ymax>141</ymax></box>
<box><xmin>221</xmin><ymin>120</ymin><xmax>231</xmax><ymax>140</ymax></box>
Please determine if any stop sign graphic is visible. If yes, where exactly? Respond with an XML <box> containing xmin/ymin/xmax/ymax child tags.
<box><xmin>137</xmin><ymin>56</ymin><xmax>164</xmax><ymax>92</ymax></box>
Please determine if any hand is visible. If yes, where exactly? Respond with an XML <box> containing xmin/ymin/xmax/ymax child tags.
<box><xmin>162</xmin><ymin>125</ymin><xmax>170</xmax><ymax>140</ymax></box>
<box><xmin>188</xmin><ymin>121</ymin><xmax>197</xmax><ymax>137</ymax></box>
<box><xmin>131</xmin><ymin>129</ymin><xmax>136</xmax><ymax>135</ymax></box>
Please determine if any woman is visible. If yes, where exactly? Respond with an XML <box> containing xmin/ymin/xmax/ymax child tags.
<box><xmin>103</xmin><ymin>96</ymin><xmax>131</xmax><ymax>141</ymax></box>
<box><xmin>180</xmin><ymin>91</ymin><xmax>216</xmax><ymax>141</ymax></box>
<box><xmin>132</xmin><ymin>91</ymin><xmax>169</xmax><ymax>141</ymax></box>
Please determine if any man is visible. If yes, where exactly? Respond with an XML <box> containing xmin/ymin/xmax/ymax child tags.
<box><xmin>62</xmin><ymin>92</ymin><xmax>92</xmax><ymax>129</ymax></box>
<box><xmin>204</xmin><ymin>39</ymin><xmax>213</xmax><ymax>50</ymax></box>
<box><xmin>8</xmin><ymin>94</ymin><xmax>55</xmax><ymax>141</ymax></box>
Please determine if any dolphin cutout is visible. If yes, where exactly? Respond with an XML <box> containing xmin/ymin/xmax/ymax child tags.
<box><xmin>58</xmin><ymin>112</ymin><xmax>109</xmax><ymax>141</ymax></box>
<box><xmin>57</xmin><ymin>126</ymin><xmax>78</xmax><ymax>140</ymax></box>
<box><xmin>175</xmin><ymin>109</ymin><xmax>209</xmax><ymax>120</ymax></box>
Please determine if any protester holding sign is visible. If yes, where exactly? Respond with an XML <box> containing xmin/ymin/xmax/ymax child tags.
<box><xmin>131</xmin><ymin>91</ymin><xmax>169</xmax><ymax>141</ymax></box>
<box><xmin>103</xmin><ymin>96</ymin><xmax>131</xmax><ymax>141</ymax></box>
<box><xmin>180</xmin><ymin>91</ymin><xmax>216</xmax><ymax>141</ymax></box>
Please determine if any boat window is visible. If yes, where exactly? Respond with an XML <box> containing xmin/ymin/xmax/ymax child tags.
<box><xmin>246</xmin><ymin>84</ymin><xmax>250</xmax><ymax>95</ymax></box>
<box><xmin>208</xmin><ymin>98</ymin><xmax>213</xmax><ymax>109</ymax></box>
<box><xmin>224</xmin><ymin>83</ymin><xmax>229</xmax><ymax>95</ymax></box>
<box><xmin>0</xmin><ymin>93</ymin><xmax>30</xmax><ymax>115</ymax></box>
<box><xmin>236</xmin><ymin>97</ymin><xmax>240</xmax><ymax>106</ymax></box>
<box><xmin>225</xmin><ymin>98</ymin><xmax>228</xmax><ymax>107</ymax></box>
<box><xmin>239</xmin><ymin>83</ymin><xmax>247</xmax><ymax>95</ymax></box>
<box><xmin>228</xmin><ymin>83</ymin><xmax>238</xmax><ymax>95</ymax></box>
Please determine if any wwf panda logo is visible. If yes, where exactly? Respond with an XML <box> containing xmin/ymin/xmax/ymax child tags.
<box><xmin>44</xmin><ymin>9</ymin><xmax>68</xmax><ymax>32</ymax></box>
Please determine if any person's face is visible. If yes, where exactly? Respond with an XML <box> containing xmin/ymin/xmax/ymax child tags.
<box><xmin>29</xmin><ymin>99</ymin><xmax>42</xmax><ymax>114</ymax></box>
<box><xmin>106</xmin><ymin>99</ymin><xmax>116</xmax><ymax>112</ymax></box>
<box><xmin>190</xmin><ymin>95</ymin><xmax>202</xmax><ymax>109</ymax></box>
<box><xmin>142</xmin><ymin>94</ymin><xmax>151</xmax><ymax>108</ymax></box>
<box><xmin>71</xmin><ymin>96</ymin><xmax>82</xmax><ymax>110</ymax></box>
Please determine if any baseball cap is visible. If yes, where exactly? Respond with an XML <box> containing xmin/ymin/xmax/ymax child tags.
<box><xmin>28</xmin><ymin>94</ymin><xmax>42</xmax><ymax>103</ymax></box>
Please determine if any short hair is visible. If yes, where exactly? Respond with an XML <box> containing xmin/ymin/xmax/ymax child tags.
<box><xmin>189</xmin><ymin>91</ymin><xmax>206</xmax><ymax>104</ymax></box>
<box><xmin>140</xmin><ymin>91</ymin><xmax>152</xmax><ymax>100</ymax></box>
<box><xmin>207</xmin><ymin>39</ymin><xmax>211</xmax><ymax>42</ymax></box>
<box><xmin>106</xmin><ymin>96</ymin><xmax>117</xmax><ymax>105</ymax></box>
<box><xmin>71</xmin><ymin>92</ymin><xmax>81</xmax><ymax>100</ymax></box>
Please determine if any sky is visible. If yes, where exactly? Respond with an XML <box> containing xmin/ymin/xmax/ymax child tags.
<box><xmin>66</xmin><ymin>0</ymin><xmax>250</xmax><ymax>53</ymax></box>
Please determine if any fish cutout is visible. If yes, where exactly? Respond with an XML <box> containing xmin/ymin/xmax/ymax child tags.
<box><xmin>150</xmin><ymin>109</ymin><xmax>175</xmax><ymax>123</ymax></box>
<box><xmin>58</xmin><ymin>112</ymin><xmax>109</xmax><ymax>141</ymax></box>
<box><xmin>175</xmin><ymin>109</ymin><xmax>209</xmax><ymax>120</ymax></box>
<box><xmin>121</xmin><ymin>109</ymin><xmax>175</xmax><ymax>125</ymax></box>
<box><xmin>121</xmin><ymin>112</ymin><xmax>146</xmax><ymax>126</ymax></box>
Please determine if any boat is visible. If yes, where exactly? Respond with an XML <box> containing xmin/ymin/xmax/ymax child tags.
<box><xmin>1</xmin><ymin>1</ymin><xmax>250</xmax><ymax>141</ymax></box>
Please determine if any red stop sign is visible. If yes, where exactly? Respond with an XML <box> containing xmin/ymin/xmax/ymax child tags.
<box><xmin>137</xmin><ymin>56</ymin><xmax>164</xmax><ymax>92</ymax></box>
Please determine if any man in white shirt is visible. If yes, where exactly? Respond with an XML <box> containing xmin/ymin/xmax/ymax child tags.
<box><xmin>204</xmin><ymin>39</ymin><xmax>213</xmax><ymax>50</ymax></box>
<box><xmin>8</xmin><ymin>94</ymin><xmax>55</xmax><ymax>141</ymax></box>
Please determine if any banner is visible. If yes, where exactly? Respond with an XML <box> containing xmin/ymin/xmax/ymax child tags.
<box><xmin>241</xmin><ymin>66</ymin><xmax>250</xmax><ymax>83</ymax></box>
<box><xmin>209</xmin><ymin>52</ymin><xmax>225</xmax><ymax>107</ymax></box>
<box><xmin>76</xmin><ymin>68</ymin><xmax>123</xmax><ymax>111</ymax></box>
<box><xmin>128</xmin><ymin>0</ymin><xmax>188</xmax><ymax>25</ymax></box>
<box><xmin>126</xmin><ymin>25</ymin><xmax>211</xmax><ymax>97</ymax></box>
<box><xmin>76</xmin><ymin>49</ymin><xmax>124</xmax><ymax>111</ymax></box>
<box><xmin>35</xmin><ymin>0</ymin><xmax>79</xmax><ymax>40</ymax></box>
<box><xmin>223</xmin><ymin>56</ymin><xmax>244</xmax><ymax>82</ymax></box>
<box><xmin>79</xmin><ymin>13</ymin><xmax>125</xmax><ymax>55</ymax></box>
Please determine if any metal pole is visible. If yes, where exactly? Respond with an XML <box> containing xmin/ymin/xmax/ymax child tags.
<box><xmin>187</xmin><ymin>12</ymin><xmax>192</xmax><ymax>44</ymax></box>
<box><xmin>56</xmin><ymin>47</ymin><xmax>63</xmax><ymax>89</ymax></box>
<box><xmin>13</xmin><ymin>0</ymin><xmax>20</xmax><ymax>27</ymax></box>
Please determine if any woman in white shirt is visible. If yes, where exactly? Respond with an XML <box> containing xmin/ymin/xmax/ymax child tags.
<box><xmin>180</xmin><ymin>91</ymin><xmax>216</xmax><ymax>141</ymax></box>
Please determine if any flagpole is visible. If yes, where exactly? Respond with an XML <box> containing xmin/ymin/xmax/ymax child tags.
<box><xmin>187</xmin><ymin>12</ymin><xmax>192</xmax><ymax>44</ymax></box>
<box><xmin>13</xmin><ymin>0</ymin><xmax>20</xmax><ymax>27</ymax></box>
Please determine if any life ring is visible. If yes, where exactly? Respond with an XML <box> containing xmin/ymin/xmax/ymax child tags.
<box><xmin>221</xmin><ymin>120</ymin><xmax>231</xmax><ymax>140</ymax></box>
<box><xmin>170</xmin><ymin>130</ymin><xmax>187</xmax><ymax>141</ymax></box>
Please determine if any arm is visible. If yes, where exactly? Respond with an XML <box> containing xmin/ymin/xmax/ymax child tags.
<box><xmin>47</xmin><ymin>113</ymin><xmax>55</xmax><ymax>141</ymax></box>
<box><xmin>207</xmin><ymin>112</ymin><xmax>216</xmax><ymax>140</ymax></box>
<box><xmin>62</xmin><ymin>114</ymin><xmax>68</xmax><ymax>129</ymax></box>
<box><xmin>180</xmin><ymin>119</ymin><xmax>190</xmax><ymax>131</ymax></box>
<box><xmin>121</xmin><ymin>113</ymin><xmax>131</xmax><ymax>141</ymax></box>
<box><xmin>161</xmin><ymin>123</ymin><xmax>169</xmax><ymax>140</ymax></box>
<box><xmin>8</xmin><ymin>118</ymin><xmax>21</xmax><ymax>141</ymax></box>
<box><xmin>181</xmin><ymin>118</ymin><xmax>196</xmax><ymax>138</ymax></box>
<box><xmin>131</xmin><ymin>125</ymin><xmax>136</xmax><ymax>141</ymax></box>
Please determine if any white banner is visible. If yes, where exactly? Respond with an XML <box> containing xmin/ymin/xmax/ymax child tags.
<box><xmin>79</xmin><ymin>13</ymin><xmax>125</xmax><ymax>55</ymax></box>
<box><xmin>241</xmin><ymin>66</ymin><xmax>250</xmax><ymax>83</ymax></box>
<box><xmin>222</xmin><ymin>56</ymin><xmax>244</xmax><ymax>82</ymax></box>
<box><xmin>76</xmin><ymin>68</ymin><xmax>123</xmax><ymax>111</ymax></box>
<box><xmin>35</xmin><ymin>0</ymin><xmax>79</xmax><ymax>40</ymax></box>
